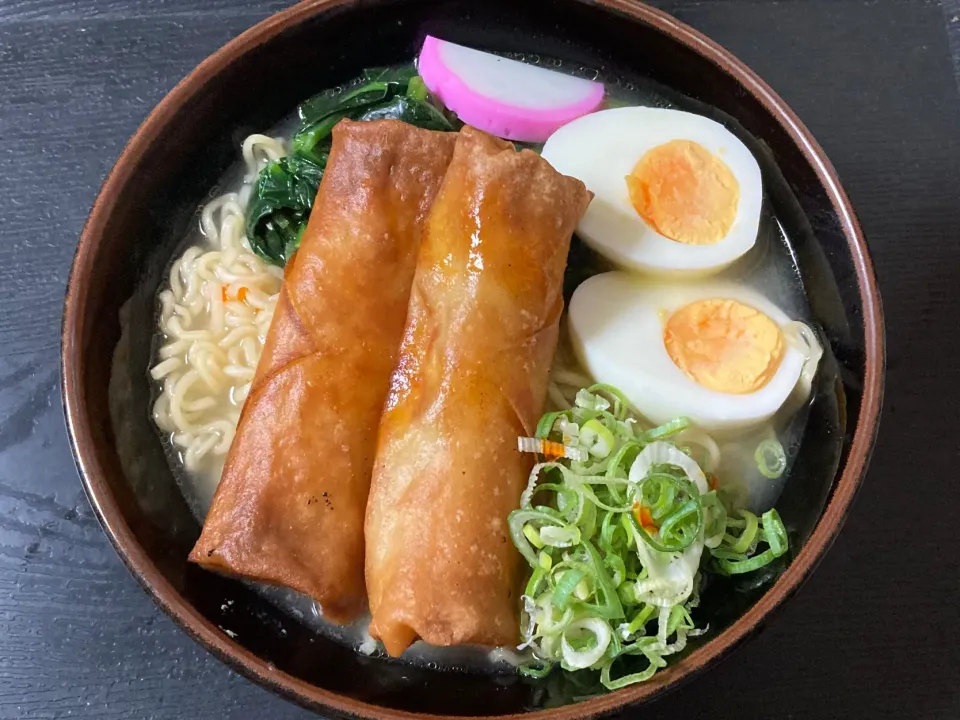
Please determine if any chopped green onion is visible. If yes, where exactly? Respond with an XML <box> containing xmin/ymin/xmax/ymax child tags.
<box><xmin>524</xmin><ymin>566</ymin><xmax>546</xmax><ymax>597</ymax></box>
<box><xmin>638</xmin><ymin>416</ymin><xmax>692</xmax><ymax>443</ymax></box>
<box><xmin>561</xmin><ymin>618</ymin><xmax>612</xmax><ymax>669</ymax></box>
<box><xmin>657</xmin><ymin>499</ymin><xmax>701</xmax><ymax>547</ymax></box>
<box><xmin>629</xmin><ymin>472</ymin><xmax>703</xmax><ymax>553</ymax></box>
<box><xmin>755</xmin><ymin>438</ymin><xmax>787</xmax><ymax>479</ymax></box>
<box><xmin>620</xmin><ymin>512</ymin><xmax>635</xmax><ymax>548</ymax></box>
<box><xmin>604</xmin><ymin>554</ymin><xmax>626</xmax><ymax>587</ymax></box>
<box><xmin>575</xmin><ymin>388</ymin><xmax>610</xmax><ymax>412</ymax></box>
<box><xmin>715</xmin><ymin>551</ymin><xmax>775</xmax><ymax>575</ymax></box>
<box><xmin>600</xmin><ymin>649</ymin><xmax>665</xmax><ymax>689</ymax></box>
<box><xmin>582</xmin><ymin>419</ymin><xmax>616</xmax><ymax>459</ymax></box>
<box><xmin>576</xmin><ymin>496</ymin><xmax>598</xmax><ymax>538</ymax></box>
<box><xmin>539</xmin><ymin>525</ymin><xmax>581</xmax><ymax>548</ymax></box>
<box><xmin>713</xmin><ymin>509</ymin><xmax>789</xmax><ymax>574</ymax></box>
<box><xmin>508</xmin><ymin>508</ymin><xmax>570</xmax><ymax>566</ymax></box>
<box><xmin>508</xmin><ymin>384</ymin><xmax>791</xmax><ymax>690</ymax></box>
<box><xmin>519</xmin><ymin>661</ymin><xmax>554</xmax><ymax>678</ymax></box>
<box><xmin>536</xmin><ymin>411</ymin><xmax>570</xmax><ymax>439</ymax></box>
<box><xmin>763</xmin><ymin>509</ymin><xmax>788</xmax><ymax>555</ymax></box>
<box><xmin>624</xmin><ymin>604</ymin><xmax>656</xmax><ymax>635</ymax></box>
<box><xmin>537</xmin><ymin>596</ymin><xmax>575</xmax><ymax>637</ymax></box>
<box><xmin>584</xmin><ymin>383</ymin><xmax>633</xmax><ymax>421</ymax></box>
<box><xmin>647</xmin><ymin>473</ymin><xmax>678</xmax><ymax>521</ymax></box>
<box><xmin>666</xmin><ymin>604</ymin><xmax>693</xmax><ymax>635</ymax></box>
<box><xmin>575</xmin><ymin>576</ymin><xmax>592</xmax><ymax>601</ymax></box>
<box><xmin>730</xmin><ymin>509</ymin><xmax>759</xmax><ymax>554</ymax></box>
<box><xmin>552</xmin><ymin>568</ymin><xmax>587</xmax><ymax>610</ymax></box>
<box><xmin>523</xmin><ymin>524</ymin><xmax>544</xmax><ymax>549</ymax></box>
<box><xmin>700</xmin><ymin>491</ymin><xmax>728</xmax><ymax>548</ymax></box>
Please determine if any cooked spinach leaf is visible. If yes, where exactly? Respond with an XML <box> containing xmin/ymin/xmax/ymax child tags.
<box><xmin>245</xmin><ymin>154</ymin><xmax>324</xmax><ymax>265</ymax></box>
<box><xmin>513</xmin><ymin>140</ymin><xmax>545</xmax><ymax>154</ymax></box>
<box><xmin>247</xmin><ymin>64</ymin><xmax>460</xmax><ymax>266</ymax></box>
<box><xmin>357</xmin><ymin>95</ymin><xmax>454</xmax><ymax>129</ymax></box>
<box><xmin>297</xmin><ymin>66</ymin><xmax>419</xmax><ymax>126</ymax></box>
<box><xmin>293</xmin><ymin>68</ymin><xmax>454</xmax><ymax>162</ymax></box>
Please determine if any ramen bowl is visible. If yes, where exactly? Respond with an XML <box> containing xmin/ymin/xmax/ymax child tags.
<box><xmin>61</xmin><ymin>0</ymin><xmax>884</xmax><ymax>717</ymax></box>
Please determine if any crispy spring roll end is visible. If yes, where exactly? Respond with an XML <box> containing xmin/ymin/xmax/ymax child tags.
<box><xmin>371</xmin><ymin>621</ymin><xmax>418</xmax><ymax>658</ymax></box>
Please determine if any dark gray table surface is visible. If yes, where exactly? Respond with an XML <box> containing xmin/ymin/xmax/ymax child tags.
<box><xmin>2</xmin><ymin>1</ymin><xmax>960</xmax><ymax>718</ymax></box>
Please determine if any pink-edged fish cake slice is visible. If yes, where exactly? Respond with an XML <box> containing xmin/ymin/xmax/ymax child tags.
<box><xmin>418</xmin><ymin>36</ymin><xmax>605</xmax><ymax>143</ymax></box>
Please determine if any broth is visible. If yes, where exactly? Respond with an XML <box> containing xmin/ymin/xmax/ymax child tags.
<box><xmin>133</xmin><ymin>58</ymin><xmax>831</xmax><ymax>672</ymax></box>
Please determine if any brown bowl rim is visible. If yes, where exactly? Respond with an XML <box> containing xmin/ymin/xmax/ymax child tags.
<box><xmin>61</xmin><ymin>0</ymin><xmax>885</xmax><ymax>718</ymax></box>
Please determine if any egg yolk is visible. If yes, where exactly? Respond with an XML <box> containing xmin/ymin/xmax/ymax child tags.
<box><xmin>664</xmin><ymin>298</ymin><xmax>784</xmax><ymax>394</ymax></box>
<box><xmin>626</xmin><ymin>140</ymin><xmax>740</xmax><ymax>245</ymax></box>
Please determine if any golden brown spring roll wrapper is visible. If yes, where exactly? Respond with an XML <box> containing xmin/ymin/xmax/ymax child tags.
<box><xmin>365</xmin><ymin>126</ymin><xmax>592</xmax><ymax>654</ymax></box>
<box><xmin>189</xmin><ymin>119</ymin><xmax>456</xmax><ymax>623</ymax></box>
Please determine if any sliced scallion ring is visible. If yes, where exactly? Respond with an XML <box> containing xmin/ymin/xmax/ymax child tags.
<box><xmin>560</xmin><ymin>617</ymin><xmax>612</xmax><ymax>670</ymax></box>
<box><xmin>638</xmin><ymin>416</ymin><xmax>692</xmax><ymax>443</ymax></box>
<box><xmin>536</xmin><ymin>410</ymin><xmax>571</xmax><ymax>439</ymax></box>
<box><xmin>713</xmin><ymin>509</ymin><xmax>789</xmax><ymax>574</ymax></box>
<box><xmin>518</xmin><ymin>661</ymin><xmax>554</xmax><ymax>678</ymax></box>
<box><xmin>755</xmin><ymin>438</ymin><xmax>787</xmax><ymax>479</ymax></box>
<box><xmin>552</xmin><ymin>568</ymin><xmax>587</xmax><ymax>610</ymax></box>
<box><xmin>584</xmin><ymin>383</ymin><xmax>633</xmax><ymax>421</ymax></box>
<box><xmin>539</xmin><ymin>525</ymin><xmax>582</xmax><ymax>548</ymax></box>
<box><xmin>627</xmin><ymin>459</ymin><xmax>705</xmax><ymax>553</ymax></box>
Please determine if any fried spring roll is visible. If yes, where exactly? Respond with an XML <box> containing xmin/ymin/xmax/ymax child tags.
<box><xmin>189</xmin><ymin>120</ymin><xmax>456</xmax><ymax>623</ymax></box>
<box><xmin>365</xmin><ymin>127</ymin><xmax>592</xmax><ymax>654</ymax></box>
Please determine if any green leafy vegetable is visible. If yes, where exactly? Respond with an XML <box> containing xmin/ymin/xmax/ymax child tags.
<box><xmin>293</xmin><ymin>68</ymin><xmax>455</xmax><ymax>164</ymax></box>
<box><xmin>357</xmin><ymin>94</ymin><xmax>454</xmax><ymax>129</ymax></box>
<box><xmin>246</xmin><ymin>64</ymin><xmax>460</xmax><ymax>265</ymax></box>
<box><xmin>406</xmin><ymin>75</ymin><xmax>429</xmax><ymax>102</ymax></box>
<box><xmin>245</xmin><ymin>155</ymin><xmax>324</xmax><ymax>266</ymax></box>
<box><xmin>509</xmin><ymin>385</ymin><xmax>791</xmax><ymax>690</ymax></box>
<box><xmin>513</xmin><ymin>140</ymin><xmax>545</xmax><ymax>155</ymax></box>
<box><xmin>298</xmin><ymin>66</ymin><xmax>419</xmax><ymax>126</ymax></box>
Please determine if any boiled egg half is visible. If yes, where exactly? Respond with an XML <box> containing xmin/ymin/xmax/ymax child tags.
<box><xmin>542</xmin><ymin>107</ymin><xmax>763</xmax><ymax>275</ymax></box>
<box><xmin>568</xmin><ymin>272</ymin><xmax>816</xmax><ymax>435</ymax></box>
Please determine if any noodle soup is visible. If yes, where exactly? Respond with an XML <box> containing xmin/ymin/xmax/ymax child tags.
<box><xmin>138</xmin><ymin>52</ymin><xmax>832</xmax><ymax>682</ymax></box>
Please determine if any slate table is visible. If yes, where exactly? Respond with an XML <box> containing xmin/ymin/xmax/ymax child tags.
<box><xmin>2</xmin><ymin>1</ymin><xmax>959</xmax><ymax>718</ymax></box>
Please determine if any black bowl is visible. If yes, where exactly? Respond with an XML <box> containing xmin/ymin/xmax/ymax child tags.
<box><xmin>62</xmin><ymin>1</ymin><xmax>884</xmax><ymax>718</ymax></box>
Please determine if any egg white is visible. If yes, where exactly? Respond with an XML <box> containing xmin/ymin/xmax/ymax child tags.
<box><xmin>543</xmin><ymin>107</ymin><xmax>763</xmax><ymax>275</ymax></box>
<box><xmin>568</xmin><ymin>272</ymin><xmax>804</xmax><ymax>435</ymax></box>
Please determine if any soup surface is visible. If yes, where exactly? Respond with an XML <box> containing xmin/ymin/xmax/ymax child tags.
<box><xmin>127</xmin><ymin>55</ymin><xmax>829</xmax><ymax>677</ymax></box>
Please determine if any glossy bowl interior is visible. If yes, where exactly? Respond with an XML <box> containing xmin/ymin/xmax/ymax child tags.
<box><xmin>61</xmin><ymin>0</ymin><xmax>883</xmax><ymax>718</ymax></box>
